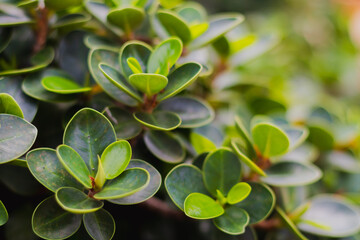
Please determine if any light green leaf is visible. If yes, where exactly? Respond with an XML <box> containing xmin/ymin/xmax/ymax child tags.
<box><xmin>227</xmin><ymin>182</ymin><xmax>252</xmax><ymax>205</ymax></box>
<box><xmin>184</xmin><ymin>192</ymin><xmax>224</xmax><ymax>219</ymax></box>
<box><xmin>190</xmin><ymin>132</ymin><xmax>217</xmax><ymax>155</ymax></box>
<box><xmin>0</xmin><ymin>93</ymin><xmax>24</xmax><ymax>118</ymax></box>
<box><xmin>107</xmin><ymin>7</ymin><xmax>145</xmax><ymax>34</ymax></box>
<box><xmin>129</xmin><ymin>73</ymin><xmax>168</xmax><ymax>96</ymax></box>
<box><xmin>41</xmin><ymin>76</ymin><xmax>91</xmax><ymax>94</ymax></box>
<box><xmin>213</xmin><ymin>206</ymin><xmax>249</xmax><ymax>235</ymax></box>
<box><xmin>127</xmin><ymin>57</ymin><xmax>143</xmax><ymax>74</ymax></box>
<box><xmin>83</xmin><ymin>209</ymin><xmax>115</xmax><ymax>240</ymax></box>
<box><xmin>45</xmin><ymin>0</ymin><xmax>82</xmax><ymax>10</ymax></box>
<box><xmin>133</xmin><ymin>111</ymin><xmax>181</xmax><ymax>131</ymax></box>
<box><xmin>95</xmin><ymin>156</ymin><xmax>106</xmax><ymax>190</ymax></box>
<box><xmin>0</xmin><ymin>200</ymin><xmax>8</xmax><ymax>226</ymax></box>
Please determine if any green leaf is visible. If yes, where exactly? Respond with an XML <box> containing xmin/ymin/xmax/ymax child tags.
<box><xmin>51</xmin><ymin>13</ymin><xmax>91</xmax><ymax>31</ymax></box>
<box><xmin>0</xmin><ymin>93</ymin><xmax>24</xmax><ymax>118</ymax></box>
<box><xmin>45</xmin><ymin>0</ymin><xmax>82</xmax><ymax>10</ymax></box>
<box><xmin>0</xmin><ymin>114</ymin><xmax>37</xmax><ymax>164</ymax></box>
<box><xmin>63</xmin><ymin>108</ymin><xmax>117</xmax><ymax>176</ymax></box>
<box><xmin>307</xmin><ymin>124</ymin><xmax>334</xmax><ymax>151</ymax></box>
<box><xmin>94</xmin><ymin>168</ymin><xmax>149</xmax><ymax>200</ymax></box>
<box><xmin>202</xmin><ymin>148</ymin><xmax>241</xmax><ymax>196</ymax></box>
<box><xmin>107</xmin><ymin>7</ymin><xmax>145</xmax><ymax>34</ymax></box>
<box><xmin>27</xmin><ymin>148</ymin><xmax>84</xmax><ymax>192</ymax></box>
<box><xmin>0</xmin><ymin>47</ymin><xmax>54</xmax><ymax>76</ymax></box>
<box><xmin>298</xmin><ymin>195</ymin><xmax>360</xmax><ymax>237</ymax></box>
<box><xmin>234</xmin><ymin>116</ymin><xmax>256</xmax><ymax>158</ymax></box>
<box><xmin>83</xmin><ymin>209</ymin><xmax>115</xmax><ymax>240</ymax></box>
<box><xmin>41</xmin><ymin>76</ymin><xmax>91</xmax><ymax>94</ymax></box>
<box><xmin>57</xmin><ymin>144</ymin><xmax>92</xmax><ymax>189</ymax></box>
<box><xmin>326</xmin><ymin>150</ymin><xmax>360</xmax><ymax>173</ymax></box>
<box><xmin>184</xmin><ymin>192</ymin><xmax>224</xmax><ymax>219</ymax></box>
<box><xmin>189</xmin><ymin>14</ymin><xmax>244</xmax><ymax>50</ymax></box>
<box><xmin>261</xmin><ymin>161</ymin><xmax>322</xmax><ymax>187</ymax></box>
<box><xmin>127</xmin><ymin>57</ymin><xmax>143</xmax><ymax>74</ymax></box>
<box><xmin>32</xmin><ymin>196</ymin><xmax>82</xmax><ymax>239</ymax></box>
<box><xmin>133</xmin><ymin>111</ymin><xmax>181</xmax><ymax>131</ymax></box>
<box><xmin>0</xmin><ymin>77</ymin><xmax>38</xmax><ymax>121</ymax></box>
<box><xmin>156</xmin><ymin>96</ymin><xmax>214</xmax><ymax>128</ymax></box>
<box><xmin>103</xmin><ymin>107</ymin><xmax>142</xmax><ymax>140</ymax></box>
<box><xmin>129</xmin><ymin>73</ymin><xmax>168</xmax><ymax>96</ymax></box>
<box><xmin>213</xmin><ymin>206</ymin><xmax>249</xmax><ymax>235</ymax></box>
<box><xmin>0</xmin><ymin>3</ymin><xmax>33</xmax><ymax>27</ymax></box>
<box><xmin>157</xmin><ymin>62</ymin><xmax>202</xmax><ymax>101</ymax></box>
<box><xmin>88</xmin><ymin>48</ymin><xmax>138</xmax><ymax>106</ymax></box>
<box><xmin>284</xmin><ymin>126</ymin><xmax>309</xmax><ymax>152</ymax></box>
<box><xmin>276</xmin><ymin>207</ymin><xmax>308</xmax><ymax>240</ymax></box>
<box><xmin>231</xmin><ymin>140</ymin><xmax>266</xmax><ymax>177</ymax></box>
<box><xmin>22</xmin><ymin>69</ymin><xmax>78</xmax><ymax>103</ymax></box>
<box><xmin>144</xmin><ymin>130</ymin><xmax>185</xmax><ymax>163</ymax></box>
<box><xmin>165</xmin><ymin>164</ymin><xmax>208</xmax><ymax>210</ymax></box>
<box><xmin>119</xmin><ymin>40</ymin><xmax>152</xmax><ymax>78</ymax></box>
<box><xmin>55</xmin><ymin>187</ymin><xmax>103</xmax><ymax>214</ymax></box>
<box><xmin>0</xmin><ymin>28</ymin><xmax>13</xmax><ymax>54</ymax></box>
<box><xmin>101</xmin><ymin>140</ymin><xmax>132</xmax><ymax>179</ymax></box>
<box><xmin>156</xmin><ymin>10</ymin><xmax>192</xmax><ymax>44</ymax></box>
<box><xmin>95</xmin><ymin>156</ymin><xmax>106</xmax><ymax>190</ymax></box>
<box><xmin>108</xmin><ymin>159</ymin><xmax>161</xmax><ymax>205</ymax></box>
<box><xmin>190</xmin><ymin>132</ymin><xmax>217</xmax><ymax>155</ymax></box>
<box><xmin>147</xmin><ymin>37</ymin><xmax>183</xmax><ymax>76</ymax></box>
<box><xmin>227</xmin><ymin>182</ymin><xmax>252</xmax><ymax>205</ymax></box>
<box><xmin>236</xmin><ymin>182</ymin><xmax>275</xmax><ymax>224</ymax></box>
<box><xmin>0</xmin><ymin>200</ymin><xmax>8</xmax><ymax>226</ymax></box>
<box><xmin>159</xmin><ymin>0</ymin><xmax>182</xmax><ymax>9</ymax></box>
<box><xmin>251</xmin><ymin>122</ymin><xmax>290</xmax><ymax>158</ymax></box>
<box><xmin>99</xmin><ymin>63</ymin><xmax>143</xmax><ymax>102</ymax></box>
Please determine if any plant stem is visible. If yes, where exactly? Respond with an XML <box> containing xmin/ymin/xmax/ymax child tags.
<box><xmin>34</xmin><ymin>5</ymin><xmax>48</xmax><ymax>53</ymax></box>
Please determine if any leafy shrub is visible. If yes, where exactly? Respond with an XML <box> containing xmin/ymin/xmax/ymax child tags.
<box><xmin>1</xmin><ymin>0</ymin><xmax>360</xmax><ymax>239</ymax></box>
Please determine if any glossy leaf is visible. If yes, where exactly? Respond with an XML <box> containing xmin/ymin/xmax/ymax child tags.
<box><xmin>184</xmin><ymin>193</ymin><xmax>224</xmax><ymax>219</ymax></box>
<box><xmin>133</xmin><ymin>111</ymin><xmax>181</xmax><ymax>131</ymax></box>
<box><xmin>88</xmin><ymin>48</ymin><xmax>137</xmax><ymax>106</ymax></box>
<box><xmin>0</xmin><ymin>3</ymin><xmax>33</xmax><ymax>27</ymax></box>
<box><xmin>202</xmin><ymin>148</ymin><xmax>241</xmax><ymax>196</ymax></box>
<box><xmin>56</xmin><ymin>187</ymin><xmax>103</xmax><ymax>214</ymax></box>
<box><xmin>101</xmin><ymin>140</ymin><xmax>132</xmax><ymax>179</ymax></box>
<box><xmin>156</xmin><ymin>96</ymin><xmax>214</xmax><ymax>128</ymax></box>
<box><xmin>165</xmin><ymin>164</ymin><xmax>208</xmax><ymax>210</ymax></box>
<box><xmin>41</xmin><ymin>76</ymin><xmax>91</xmax><ymax>94</ymax></box>
<box><xmin>147</xmin><ymin>37</ymin><xmax>183</xmax><ymax>76</ymax></box>
<box><xmin>261</xmin><ymin>161</ymin><xmax>322</xmax><ymax>187</ymax></box>
<box><xmin>156</xmin><ymin>10</ymin><xmax>192</xmax><ymax>44</ymax></box>
<box><xmin>27</xmin><ymin>148</ymin><xmax>83</xmax><ymax>192</ymax></box>
<box><xmin>298</xmin><ymin>195</ymin><xmax>360</xmax><ymax>237</ymax></box>
<box><xmin>83</xmin><ymin>209</ymin><xmax>115</xmax><ymax>240</ymax></box>
<box><xmin>94</xmin><ymin>168</ymin><xmax>149</xmax><ymax>200</ymax></box>
<box><xmin>108</xmin><ymin>159</ymin><xmax>161</xmax><ymax>205</ymax></box>
<box><xmin>157</xmin><ymin>62</ymin><xmax>202</xmax><ymax>101</ymax></box>
<box><xmin>0</xmin><ymin>77</ymin><xmax>38</xmax><ymax>121</ymax></box>
<box><xmin>0</xmin><ymin>114</ymin><xmax>37</xmax><ymax>164</ymax></box>
<box><xmin>99</xmin><ymin>63</ymin><xmax>143</xmax><ymax>102</ymax></box>
<box><xmin>236</xmin><ymin>182</ymin><xmax>275</xmax><ymax>224</ymax></box>
<box><xmin>127</xmin><ymin>57</ymin><xmax>143</xmax><ymax>74</ymax></box>
<box><xmin>104</xmin><ymin>107</ymin><xmax>142</xmax><ymax>140</ymax></box>
<box><xmin>57</xmin><ymin>144</ymin><xmax>92</xmax><ymax>189</ymax></box>
<box><xmin>144</xmin><ymin>130</ymin><xmax>185</xmax><ymax>163</ymax></box>
<box><xmin>119</xmin><ymin>40</ymin><xmax>152</xmax><ymax>78</ymax></box>
<box><xmin>129</xmin><ymin>73</ymin><xmax>168</xmax><ymax>96</ymax></box>
<box><xmin>0</xmin><ymin>93</ymin><xmax>24</xmax><ymax>118</ymax></box>
<box><xmin>251</xmin><ymin>122</ymin><xmax>290</xmax><ymax>158</ymax></box>
<box><xmin>189</xmin><ymin>14</ymin><xmax>244</xmax><ymax>50</ymax></box>
<box><xmin>63</xmin><ymin>108</ymin><xmax>117</xmax><ymax>176</ymax></box>
<box><xmin>107</xmin><ymin>7</ymin><xmax>145</xmax><ymax>34</ymax></box>
<box><xmin>95</xmin><ymin>156</ymin><xmax>106</xmax><ymax>190</ymax></box>
<box><xmin>231</xmin><ymin>140</ymin><xmax>266</xmax><ymax>177</ymax></box>
<box><xmin>0</xmin><ymin>201</ymin><xmax>8</xmax><ymax>226</ymax></box>
<box><xmin>32</xmin><ymin>197</ymin><xmax>82</xmax><ymax>240</ymax></box>
<box><xmin>213</xmin><ymin>206</ymin><xmax>249</xmax><ymax>235</ymax></box>
<box><xmin>227</xmin><ymin>182</ymin><xmax>252</xmax><ymax>205</ymax></box>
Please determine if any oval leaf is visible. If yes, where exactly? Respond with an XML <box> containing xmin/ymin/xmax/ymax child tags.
<box><xmin>107</xmin><ymin>7</ymin><xmax>145</xmax><ymax>34</ymax></box>
<box><xmin>41</xmin><ymin>76</ymin><xmax>91</xmax><ymax>94</ymax></box>
<box><xmin>83</xmin><ymin>209</ymin><xmax>115</xmax><ymax>240</ymax></box>
<box><xmin>184</xmin><ymin>193</ymin><xmax>224</xmax><ymax>219</ymax></box>
<box><xmin>129</xmin><ymin>73</ymin><xmax>168</xmax><ymax>96</ymax></box>
<box><xmin>133</xmin><ymin>111</ymin><xmax>181</xmax><ymax>131</ymax></box>
<box><xmin>213</xmin><ymin>206</ymin><xmax>250</xmax><ymax>235</ymax></box>
<box><xmin>0</xmin><ymin>93</ymin><xmax>24</xmax><ymax>118</ymax></box>
<box><xmin>227</xmin><ymin>182</ymin><xmax>252</xmax><ymax>205</ymax></box>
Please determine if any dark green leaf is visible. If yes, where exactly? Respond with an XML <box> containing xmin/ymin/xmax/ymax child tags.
<box><xmin>0</xmin><ymin>200</ymin><xmax>8</xmax><ymax>226</ymax></box>
<box><xmin>133</xmin><ymin>111</ymin><xmax>181</xmax><ymax>131</ymax></box>
<box><xmin>0</xmin><ymin>28</ymin><xmax>13</xmax><ymax>53</ymax></box>
<box><xmin>307</xmin><ymin>124</ymin><xmax>334</xmax><ymax>151</ymax></box>
<box><xmin>83</xmin><ymin>209</ymin><xmax>115</xmax><ymax>240</ymax></box>
<box><xmin>213</xmin><ymin>206</ymin><xmax>249</xmax><ymax>235</ymax></box>
<box><xmin>184</xmin><ymin>192</ymin><xmax>224</xmax><ymax>219</ymax></box>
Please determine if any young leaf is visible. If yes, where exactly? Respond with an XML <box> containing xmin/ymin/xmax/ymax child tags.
<box><xmin>133</xmin><ymin>111</ymin><xmax>181</xmax><ymax>131</ymax></box>
<box><xmin>56</xmin><ymin>144</ymin><xmax>92</xmax><ymax>189</ymax></box>
<box><xmin>32</xmin><ymin>197</ymin><xmax>82</xmax><ymax>240</ymax></box>
<box><xmin>147</xmin><ymin>37</ymin><xmax>183</xmax><ymax>76</ymax></box>
<box><xmin>95</xmin><ymin>156</ymin><xmax>106</xmax><ymax>190</ymax></box>
<box><xmin>55</xmin><ymin>187</ymin><xmax>104</xmax><ymax>214</ymax></box>
<box><xmin>107</xmin><ymin>7</ymin><xmax>145</xmax><ymax>34</ymax></box>
<box><xmin>83</xmin><ymin>209</ymin><xmax>115</xmax><ymax>240</ymax></box>
<box><xmin>0</xmin><ymin>93</ymin><xmax>24</xmax><ymax>118</ymax></box>
<box><xmin>227</xmin><ymin>182</ymin><xmax>252</xmax><ymax>205</ymax></box>
<box><xmin>41</xmin><ymin>76</ymin><xmax>91</xmax><ymax>94</ymax></box>
<box><xmin>94</xmin><ymin>168</ymin><xmax>149</xmax><ymax>200</ymax></box>
<box><xmin>213</xmin><ymin>206</ymin><xmax>250</xmax><ymax>235</ymax></box>
<box><xmin>27</xmin><ymin>148</ymin><xmax>84</xmax><ymax>192</ymax></box>
<box><xmin>251</xmin><ymin>122</ymin><xmax>290</xmax><ymax>158</ymax></box>
<box><xmin>202</xmin><ymin>148</ymin><xmax>242</xmax><ymax>197</ymax></box>
<box><xmin>128</xmin><ymin>73</ymin><xmax>168</xmax><ymax>96</ymax></box>
<box><xmin>190</xmin><ymin>132</ymin><xmax>217</xmax><ymax>155</ymax></box>
<box><xmin>127</xmin><ymin>57</ymin><xmax>143</xmax><ymax>74</ymax></box>
<box><xmin>0</xmin><ymin>201</ymin><xmax>8</xmax><ymax>226</ymax></box>
<box><xmin>0</xmin><ymin>114</ymin><xmax>37</xmax><ymax>164</ymax></box>
<box><xmin>101</xmin><ymin>140</ymin><xmax>132</xmax><ymax>179</ymax></box>
<box><xmin>184</xmin><ymin>193</ymin><xmax>224</xmax><ymax>219</ymax></box>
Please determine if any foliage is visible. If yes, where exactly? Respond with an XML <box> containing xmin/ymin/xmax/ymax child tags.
<box><xmin>1</xmin><ymin>0</ymin><xmax>360</xmax><ymax>239</ymax></box>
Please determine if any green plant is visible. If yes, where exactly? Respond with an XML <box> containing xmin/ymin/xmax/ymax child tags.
<box><xmin>1</xmin><ymin>0</ymin><xmax>360</xmax><ymax>239</ymax></box>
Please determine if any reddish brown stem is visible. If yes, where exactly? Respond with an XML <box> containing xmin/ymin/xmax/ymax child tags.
<box><xmin>34</xmin><ymin>6</ymin><xmax>48</xmax><ymax>53</ymax></box>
